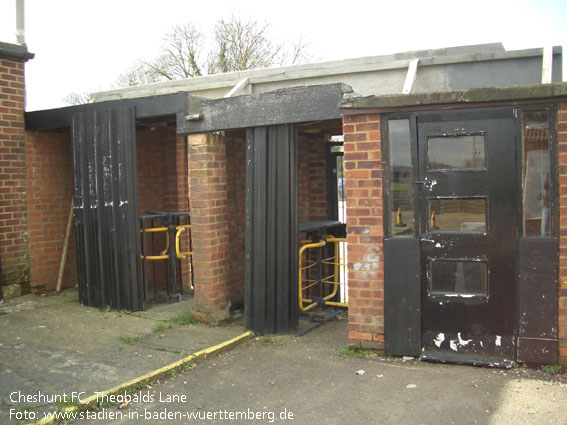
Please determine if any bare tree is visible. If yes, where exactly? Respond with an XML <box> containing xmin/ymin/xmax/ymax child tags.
<box><xmin>114</xmin><ymin>62</ymin><xmax>163</xmax><ymax>87</ymax></box>
<box><xmin>287</xmin><ymin>36</ymin><xmax>312</xmax><ymax>65</ymax></box>
<box><xmin>62</xmin><ymin>91</ymin><xmax>90</xmax><ymax>105</ymax></box>
<box><xmin>113</xmin><ymin>14</ymin><xmax>313</xmax><ymax>88</ymax></box>
<box><xmin>145</xmin><ymin>23</ymin><xmax>204</xmax><ymax>80</ymax></box>
<box><xmin>207</xmin><ymin>15</ymin><xmax>282</xmax><ymax>74</ymax></box>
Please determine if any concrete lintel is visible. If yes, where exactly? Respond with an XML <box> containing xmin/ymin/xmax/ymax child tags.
<box><xmin>341</xmin><ymin>82</ymin><xmax>567</xmax><ymax>112</ymax></box>
<box><xmin>178</xmin><ymin>83</ymin><xmax>353</xmax><ymax>134</ymax></box>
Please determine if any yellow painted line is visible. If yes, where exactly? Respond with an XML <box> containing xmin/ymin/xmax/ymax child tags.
<box><xmin>32</xmin><ymin>331</ymin><xmax>253</xmax><ymax>425</ymax></box>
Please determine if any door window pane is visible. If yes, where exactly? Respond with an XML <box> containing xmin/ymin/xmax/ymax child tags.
<box><xmin>428</xmin><ymin>135</ymin><xmax>485</xmax><ymax>170</ymax></box>
<box><xmin>429</xmin><ymin>259</ymin><xmax>488</xmax><ymax>296</ymax></box>
<box><xmin>428</xmin><ymin>198</ymin><xmax>486</xmax><ymax>232</ymax></box>
<box><xmin>388</xmin><ymin>119</ymin><xmax>414</xmax><ymax>236</ymax></box>
<box><xmin>522</xmin><ymin>110</ymin><xmax>551</xmax><ymax>237</ymax></box>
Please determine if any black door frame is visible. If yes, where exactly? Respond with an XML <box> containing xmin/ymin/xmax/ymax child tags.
<box><xmin>383</xmin><ymin>105</ymin><xmax>559</xmax><ymax>364</ymax></box>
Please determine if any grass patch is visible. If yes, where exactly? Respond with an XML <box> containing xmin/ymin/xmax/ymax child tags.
<box><xmin>169</xmin><ymin>311</ymin><xmax>196</xmax><ymax>325</ymax></box>
<box><xmin>153</xmin><ymin>323</ymin><xmax>171</xmax><ymax>333</ymax></box>
<box><xmin>119</xmin><ymin>335</ymin><xmax>141</xmax><ymax>344</ymax></box>
<box><xmin>0</xmin><ymin>308</ymin><xmax>7</xmax><ymax>315</ymax></box>
<box><xmin>541</xmin><ymin>364</ymin><xmax>563</xmax><ymax>374</ymax></box>
<box><xmin>338</xmin><ymin>346</ymin><xmax>373</xmax><ymax>357</ymax></box>
<box><xmin>258</xmin><ymin>335</ymin><xmax>288</xmax><ymax>345</ymax></box>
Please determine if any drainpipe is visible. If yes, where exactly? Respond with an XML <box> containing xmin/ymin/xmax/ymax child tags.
<box><xmin>16</xmin><ymin>0</ymin><xmax>25</xmax><ymax>45</ymax></box>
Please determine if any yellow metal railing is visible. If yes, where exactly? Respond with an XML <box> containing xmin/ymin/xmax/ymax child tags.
<box><xmin>299</xmin><ymin>235</ymin><xmax>348</xmax><ymax>312</ymax></box>
<box><xmin>140</xmin><ymin>225</ymin><xmax>192</xmax><ymax>260</ymax></box>
<box><xmin>175</xmin><ymin>225</ymin><xmax>192</xmax><ymax>259</ymax></box>
<box><xmin>140</xmin><ymin>227</ymin><xmax>169</xmax><ymax>260</ymax></box>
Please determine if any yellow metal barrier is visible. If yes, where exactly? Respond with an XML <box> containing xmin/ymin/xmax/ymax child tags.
<box><xmin>175</xmin><ymin>225</ymin><xmax>192</xmax><ymax>259</ymax></box>
<box><xmin>140</xmin><ymin>225</ymin><xmax>193</xmax><ymax>261</ymax></box>
<box><xmin>139</xmin><ymin>227</ymin><xmax>169</xmax><ymax>260</ymax></box>
<box><xmin>298</xmin><ymin>236</ymin><xmax>348</xmax><ymax>312</ymax></box>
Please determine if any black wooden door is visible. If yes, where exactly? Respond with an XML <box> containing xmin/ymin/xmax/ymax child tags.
<box><xmin>417</xmin><ymin>110</ymin><xmax>517</xmax><ymax>365</ymax></box>
<box><xmin>72</xmin><ymin>106</ymin><xmax>142</xmax><ymax>311</ymax></box>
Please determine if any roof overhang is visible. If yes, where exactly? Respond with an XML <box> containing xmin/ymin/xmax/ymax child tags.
<box><xmin>340</xmin><ymin>82</ymin><xmax>567</xmax><ymax>114</ymax></box>
<box><xmin>25</xmin><ymin>93</ymin><xmax>188</xmax><ymax>131</ymax></box>
<box><xmin>25</xmin><ymin>83</ymin><xmax>352</xmax><ymax>134</ymax></box>
<box><xmin>0</xmin><ymin>41</ymin><xmax>34</xmax><ymax>62</ymax></box>
<box><xmin>177</xmin><ymin>83</ymin><xmax>353</xmax><ymax>134</ymax></box>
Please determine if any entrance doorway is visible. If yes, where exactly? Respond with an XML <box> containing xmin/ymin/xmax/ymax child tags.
<box><xmin>384</xmin><ymin>108</ymin><xmax>519</xmax><ymax>365</ymax></box>
<box><xmin>417</xmin><ymin>110</ymin><xmax>517</xmax><ymax>365</ymax></box>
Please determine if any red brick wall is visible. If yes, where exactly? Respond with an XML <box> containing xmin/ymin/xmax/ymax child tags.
<box><xmin>342</xmin><ymin>114</ymin><xmax>385</xmax><ymax>348</ymax></box>
<box><xmin>225</xmin><ymin>136</ymin><xmax>246</xmax><ymax>305</ymax></box>
<box><xmin>188</xmin><ymin>133</ymin><xmax>231</xmax><ymax>322</ymax></box>
<box><xmin>0</xmin><ymin>57</ymin><xmax>30</xmax><ymax>295</ymax></box>
<box><xmin>25</xmin><ymin>130</ymin><xmax>76</xmax><ymax>293</ymax></box>
<box><xmin>298</xmin><ymin>135</ymin><xmax>327</xmax><ymax>221</ymax></box>
<box><xmin>558</xmin><ymin>102</ymin><xmax>567</xmax><ymax>365</ymax></box>
<box><xmin>136</xmin><ymin>121</ymin><xmax>191</xmax><ymax>292</ymax></box>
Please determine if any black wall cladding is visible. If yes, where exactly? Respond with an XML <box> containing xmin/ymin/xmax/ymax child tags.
<box><xmin>72</xmin><ymin>106</ymin><xmax>142</xmax><ymax>311</ymax></box>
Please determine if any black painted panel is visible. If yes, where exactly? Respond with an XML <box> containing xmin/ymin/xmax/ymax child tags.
<box><xmin>245</xmin><ymin>125</ymin><xmax>298</xmax><ymax>334</ymax></box>
<box><xmin>178</xmin><ymin>84</ymin><xmax>347</xmax><ymax>134</ymax></box>
<box><xmin>384</xmin><ymin>238</ymin><xmax>421</xmax><ymax>356</ymax></box>
<box><xmin>518</xmin><ymin>337</ymin><xmax>557</xmax><ymax>365</ymax></box>
<box><xmin>518</xmin><ymin>239</ymin><xmax>558</xmax><ymax>339</ymax></box>
<box><xmin>72</xmin><ymin>107</ymin><xmax>142</xmax><ymax>311</ymax></box>
<box><xmin>26</xmin><ymin>93</ymin><xmax>187</xmax><ymax>131</ymax></box>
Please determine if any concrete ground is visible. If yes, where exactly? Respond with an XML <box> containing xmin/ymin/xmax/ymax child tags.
<box><xmin>63</xmin><ymin>317</ymin><xmax>567</xmax><ymax>425</ymax></box>
<box><xmin>0</xmin><ymin>289</ymin><xmax>246</xmax><ymax>424</ymax></box>
<box><xmin>2</xmin><ymin>293</ymin><xmax>567</xmax><ymax>425</ymax></box>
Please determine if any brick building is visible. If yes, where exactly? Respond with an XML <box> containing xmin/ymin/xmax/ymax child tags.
<box><xmin>7</xmin><ymin>41</ymin><xmax>567</xmax><ymax>366</ymax></box>
<box><xmin>0</xmin><ymin>42</ymin><xmax>33</xmax><ymax>301</ymax></box>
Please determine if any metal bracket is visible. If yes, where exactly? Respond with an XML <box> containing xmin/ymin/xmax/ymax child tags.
<box><xmin>403</xmin><ymin>58</ymin><xmax>419</xmax><ymax>94</ymax></box>
<box><xmin>224</xmin><ymin>77</ymin><xmax>250</xmax><ymax>98</ymax></box>
<box><xmin>541</xmin><ymin>46</ymin><xmax>553</xmax><ymax>84</ymax></box>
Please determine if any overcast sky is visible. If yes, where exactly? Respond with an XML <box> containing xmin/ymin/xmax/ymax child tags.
<box><xmin>1</xmin><ymin>0</ymin><xmax>566</xmax><ymax>111</ymax></box>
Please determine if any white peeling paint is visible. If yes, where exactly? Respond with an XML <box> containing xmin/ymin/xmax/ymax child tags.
<box><xmin>434</xmin><ymin>333</ymin><xmax>445</xmax><ymax>348</ymax></box>
<box><xmin>495</xmin><ymin>335</ymin><xmax>502</xmax><ymax>347</ymax></box>
<box><xmin>480</xmin><ymin>341</ymin><xmax>484</xmax><ymax>348</ymax></box>
<box><xmin>435</xmin><ymin>242</ymin><xmax>443</xmax><ymax>248</ymax></box>
<box><xmin>449</xmin><ymin>340</ymin><xmax>458</xmax><ymax>351</ymax></box>
<box><xmin>457</xmin><ymin>332</ymin><xmax>472</xmax><ymax>346</ymax></box>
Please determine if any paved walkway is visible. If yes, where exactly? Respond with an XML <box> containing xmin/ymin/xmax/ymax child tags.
<box><xmin>74</xmin><ymin>319</ymin><xmax>567</xmax><ymax>425</ymax></box>
<box><xmin>0</xmin><ymin>290</ymin><xmax>246</xmax><ymax>424</ymax></box>
<box><xmin>2</xmin><ymin>292</ymin><xmax>567</xmax><ymax>424</ymax></box>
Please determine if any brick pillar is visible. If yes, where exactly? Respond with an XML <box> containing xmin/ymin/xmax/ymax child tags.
<box><xmin>342</xmin><ymin>114</ymin><xmax>384</xmax><ymax>349</ymax></box>
<box><xmin>558</xmin><ymin>102</ymin><xmax>567</xmax><ymax>365</ymax></box>
<box><xmin>188</xmin><ymin>133</ymin><xmax>230</xmax><ymax>322</ymax></box>
<box><xmin>0</xmin><ymin>55</ymin><xmax>31</xmax><ymax>298</ymax></box>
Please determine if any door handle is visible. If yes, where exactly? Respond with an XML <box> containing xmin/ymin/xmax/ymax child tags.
<box><xmin>415</xmin><ymin>179</ymin><xmax>437</xmax><ymax>190</ymax></box>
<box><xmin>421</xmin><ymin>238</ymin><xmax>435</xmax><ymax>243</ymax></box>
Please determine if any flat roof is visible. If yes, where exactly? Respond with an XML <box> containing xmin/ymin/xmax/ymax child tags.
<box><xmin>90</xmin><ymin>43</ymin><xmax>562</xmax><ymax>103</ymax></box>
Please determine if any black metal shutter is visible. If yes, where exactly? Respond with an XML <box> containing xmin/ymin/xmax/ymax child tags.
<box><xmin>245</xmin><ymin>124</ymin><xmax>298</xmax><ymax>334</ymax></box>
<box><xmin>72</xmin><ymin>106</ymin><xmax>142</xmax><ymax>311</ymax></box>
